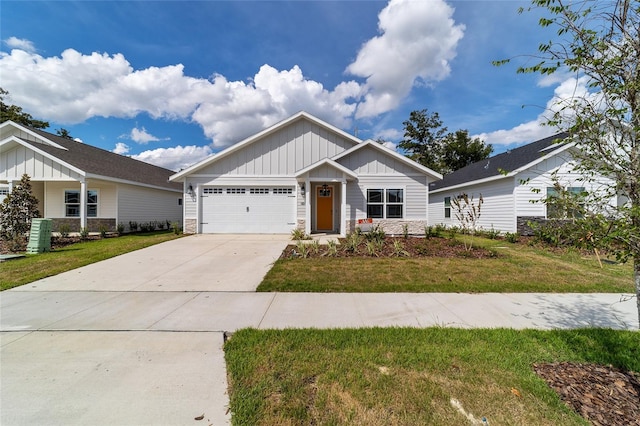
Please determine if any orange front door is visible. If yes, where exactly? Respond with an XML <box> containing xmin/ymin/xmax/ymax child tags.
<box><xmin>316</xmin><ymin>185</ymin><xmax>333</xmax><ymax>231</ymax></box>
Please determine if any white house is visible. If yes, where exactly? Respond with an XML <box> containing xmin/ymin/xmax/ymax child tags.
<box><xmin>428</xmin><ymin>133</ymin><xmax>618</xmax><ymax>234</ymax></box>
<box><xmin>0</xmin><ymin>121</ymin><xmax>183</xmax><ymax>232</ymax></box>
<box><xmin>170</xmin><ymin>112</ymin><xmax>442</xmax><ymax>236</ymax></box>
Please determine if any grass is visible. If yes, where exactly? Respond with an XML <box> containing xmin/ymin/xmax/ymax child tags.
<box><xmin>225</xmin><ymin>327</ymin><xmax>640</xmax><ymax>426</ymax></box>
<box><xmin>0</xmin><ymin>231</ymin><xmax>182</xmax><ymax>290</ymax></box>
<box><xmin>258</xmin><ymin>237</ymin><xmax>634</xmax><ymax>293</ymax></box>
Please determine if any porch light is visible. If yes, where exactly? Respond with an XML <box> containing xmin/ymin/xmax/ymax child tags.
<box><xmin>322</xmin><ymin>183</ymin><xmax>328</xmax><ymax>191</ymax></box>
<box><xmin>187</xmin><ymin>184</ymin><xmax>195</xmax><ymax>197</ymax></box>
<box><xmin>300</xmin><ymin>183</ymin><xmax>306</xmax><ymax>197</ymax></box>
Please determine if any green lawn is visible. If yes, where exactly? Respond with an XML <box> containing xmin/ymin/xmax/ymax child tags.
<box><xmin>258</xmin><ymin>237</ymin><xmax>633</xmax><ymax>293</ymax></box>
<box><xmin>225</xmin><ymin>327</ymin><xmax>640</xmax><ymax>426</ymax></box>
<box><xmin>0</xmin><ymin>231</ymin><xmax>182</xmax><ymax>290</ymax></box>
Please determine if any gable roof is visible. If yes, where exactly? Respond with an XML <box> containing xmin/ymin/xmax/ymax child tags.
<box><xmin>170</xmin><ymin>111</ymin><xmax>363</xmax><ymax>181</ymax></box>
<box><xmin>294</xmin><ymin>158</ymin><xmax>358</xmax><ymax>180</ymax></box>
<box><xmin>1</xmin><ymin>121</ymin><xmax>181</xmax><ymax>191</ymax></box>
<box><xmin>430</xmin><ymin>132</ymin><xmax>569</xmax><ymax>193</ymax></box>
<box><xmin>332</xmin><ymin>139</ymin><xmax>443</xmax><ymax>179</ymax></box>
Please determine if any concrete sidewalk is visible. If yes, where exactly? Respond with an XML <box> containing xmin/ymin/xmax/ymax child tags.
<box><xmin>1</xmin><ymin>234</ymin><xmax>638</xmax><ymax>425</ymax></box>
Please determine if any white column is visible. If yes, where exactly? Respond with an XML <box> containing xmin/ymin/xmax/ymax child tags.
<box><xmin>340</xmin><ymin>180</ymin><xmax>347</xmax><ymax>236</ymax></box>
<box><xmin>305</xmin><ymin>179</ymin><xmax>311</xmax><ymax>235</ymax></box>
<box><xmin>80</xmin><ymin>180</ymin><xmax>87</xmax><ymax>231</ymax></box>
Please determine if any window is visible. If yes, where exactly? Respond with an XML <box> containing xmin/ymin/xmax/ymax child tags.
<box><xmin>65</xmin><ymin>190</ymin><xmax>98</xmax><ymax>217</ymax></box>
<box><xmin>203</xmin><ymin>188</ymin><xmax>223</xmax><ymax>195</ymax></box>
<box><xmin>367</xmin><ymin>189</ymin><xmax>404</xmax><ymax>219</ymax></box>
<box><xmin>226</xmin><ymin>188</ymin><xmax>246</xmax><ymax>194</ymax></box>
<box><xmin>546</xmin><ymin>186</ymin><xmax>586</xmax><ymax>219</ymax></box>
<box><xmin>444</xmin><ymin>197</ymin><xmax>451</xmax><ymax>218</ymax></box>
<box><xmin>273</xmin><ymin>187</ymin><xmax>293</xmax><ymax>195</ymax></box>
<box><xmin>249</xmin><ymin>188</ymin><xmax>269</xmax><ymax>194</ymax></box>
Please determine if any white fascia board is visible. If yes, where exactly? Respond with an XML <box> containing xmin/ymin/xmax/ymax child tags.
<box><xmin>332</xmin><ymin>139</ymin><xmax>443</xmax><ymax>180</ymax></box>
<box><xmin>0</xmin><ymin>121</ymin><xmax>68</xmax><ymax>150</ymax></box>
<box><xmin>1</xmin><ymin>136</ymin><xmax>86</xmax><ymax>177</ymax></box>
<box><xmin>294</xmin><ymin>158</ymin><xmax>358</xmax><ymax>179</ymax></box>
<box><xmin>430</xmin><ymin>174</ymin><xmax>509</xmax><ymax>194</ymax></box>
<box><xmin>170</xmin><ymin>111</ymin><xmax>363</xmax><ymax>181</ymax></box>
<box><xmin>511</xmin><ymin>141</ymin><xmax>575</xmax><ymax>174</ymax></box>
<box><xmin>85</xmin><ymin>173</ymin><xmax>182</xmax><ymax>193</ymax></box>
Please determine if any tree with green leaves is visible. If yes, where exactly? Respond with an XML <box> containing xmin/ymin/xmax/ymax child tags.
<box><xmin>496</xmin><ymin>0</ymin><xmax>639</xmax><ymax>325</ymax></box>
<box><xmin>0</xmin><ymin>88</ymin><xmax>49</xmax><ymax>129</ymax></box>
<box><xmin>0</xmin><ymin>174</ymin><xmax>41</xmax><ymax>251</ymax></box>
<box><xmin>441</xmin><ymin>130</ymin><xmax>494</xmax><ymax>175</ymax></box>
<box><xmin>56</xmin><ymin>128</ymin><xmax>73</xmax><ymax>139</ymax></box>
<box><xmin>400</xmin><ymin>109</ymin><xmax>493</xmax><ymax>174</ymax></box>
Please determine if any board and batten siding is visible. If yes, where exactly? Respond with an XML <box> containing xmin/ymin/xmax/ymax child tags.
<box><xmin>117</xmin><ymin>183</ymin><xmax>182</xmax><ymax>226</ymax></box>
<box><xmin>194</xmin><ymin>119</ymin><xmax>356</xmax><ymax>176</ymax></box>
<box><xmin>430</xmin><ymin>178</ymin><xmax>516</xmax><ymax>233</ymax></box>
<box><xmin>0</xmin><ymin>144</ymin><xmax>82</xmax><ymax>181</ymax></box>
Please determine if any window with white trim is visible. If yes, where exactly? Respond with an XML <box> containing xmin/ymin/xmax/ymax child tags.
<box><xmin>250</xmin><ymin>188</ymin><xmax>269</xmax><ymax>194</ymax></box>
<box><xmin>64</xmin><ymin>190</ymin><xmax>98</xmax><ymax>217</ymax></box>
<box><xmin>367</xmin><ymin>189</ymin><xmax>404</xmax><ymax>219</ymax></box>
<box><xmin>444</xmin><ymin>197</ymin><xmax>451</xmax><ymax>218</ymax></box>
<box><xmin>203</xmin><ymin>188</ymin><xmax>223</xmax><ymax>195</ymax></box>
<box><xmin>226</xmin><ymin>188</ymin><xmax>246</xmax><ymax>194</ymax></box>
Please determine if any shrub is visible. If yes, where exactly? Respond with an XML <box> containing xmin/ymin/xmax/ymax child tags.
<box><xmin>116</xmin><ymin>222</ymin><xmax>125</xmax><ymax>235</ymax></box>
<box><xmin>364</xmin><ymin>225</ymin><xmax>386</xmax><ymax>244</ymax></box>
<box><xmin>58</xmin><ymin>223</ymin><xmax>71</xmax><ymax>238</ymax></box>
<box><xmin>171</xmin><ymin>222</ymin><xmax>182</xmax><ymax>235</ymax></box>
<box><xmin>343</xmin><ymin>231</ymin><xmax>362</xmax><ymax>253</ymax></box>
<box><xmin>0</xmin><ymin>174</ymin><xmax>40</xmax><ymax>243</ymax></box>
<box><xmin>80</xmin><ymin>227</ymin><xmax>89</xmax><ymax>240</ymax></box>
<box><xmin>485</xmin><ymin>226</ymin><xmax>501</xmax><ymax>240</ymax></box>
<box><xmin>365</xmin><ymin>240</ymin><xmax>379</xmax><ymax>257</ymax></box>
<box><xmin>99</xmin><ymin>224</ymin><xmax>109</xmax><ymax>238</ymax></box>
<box><xmin>129</xmin><ymin>221</ymin><xmax>138</xmax><ymax>232</ymax></box>
<box><xmin>391</xmin><ymin>240</ymin><xmax>409</xmax><ymax>257</ymax></box>
<box><xmin>402</xmin><ymin>224</ymin><xmax>409</xmax><ymax>239</ymax></box>
<box><xmin>326</xmin><ymin>239</ymin><xmax>338</xmax><ymax>257</ymax></box>
<box><xmin>291</xmin><ymin>228</ymin><xmax>310</xmax><ymax>241</ymax></box>
<box><xmin>505</xmin><ymin>232</ymin><xmax>519</xmax><ymax>243</ymax></box>
<box><xmin>295</xmin><ymin>241</ymin><xmax>310</xmax><ymax>258</ymax></box>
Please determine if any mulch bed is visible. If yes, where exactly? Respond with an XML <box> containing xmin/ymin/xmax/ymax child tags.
<box><xmin>0</xmin><ymin>235</ymin><xmax>101</xmax><ymax>255</ymax></box>
<box><xmin>534</xmin><ymin>362</ymin><xmax>640</xmax><ymax>426</ymax></box>
<box><xmin>282</xmin><ymin>236</ymin><xmax>498</xmax><ymax>259</ymax></box>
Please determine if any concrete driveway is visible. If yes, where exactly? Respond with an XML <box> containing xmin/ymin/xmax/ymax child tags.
<box><xmin>1</xmin><ymin>234</ymin><xmax>290</xmax><ymax>426</ymax></box>
<box><xmin>18</xmin><ymin>234</ymin><xmax>290</xmax><ymax>292</ymax></box>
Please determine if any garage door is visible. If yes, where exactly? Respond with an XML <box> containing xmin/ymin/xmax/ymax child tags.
<box><xmin>200</xmin><ymin>186</ymin><xmax>296</xmax><ymax>233</ymax></box>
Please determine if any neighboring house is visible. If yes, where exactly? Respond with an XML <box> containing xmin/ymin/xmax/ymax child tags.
<box><xmin>0</xmin><ymin>121</ymin><xmax>183</xmax><ymax>233</ymax></box>
<box><xmin>428</xmin><ymin>133</ymin><xmax>618</xmax><ymax>234</ymax></box>
<box><xmin>170</xmin><ymin>111</ymin><xmax>442</xmax><ymax>236</ymax></box>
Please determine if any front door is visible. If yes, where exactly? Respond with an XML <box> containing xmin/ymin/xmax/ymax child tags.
<box><xmin>316</xmin><ymin>185</ymin><xmax>333</xmax><ymax>231</ymax></box>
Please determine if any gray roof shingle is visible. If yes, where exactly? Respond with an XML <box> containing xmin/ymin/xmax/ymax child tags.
<box><xmin>22</xmin><ymin>128</ymin><xmax>181</xmax><ymax>191</ymax></box>
<box><xmin>430</xmin><ymin>132</ymin><xmax>568</xmax><ymax>191</ymax></box>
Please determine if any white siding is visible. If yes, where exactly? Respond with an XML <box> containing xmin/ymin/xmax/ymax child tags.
<box><xmin>44</xmin><ymin>181</ymin><xmax>118</xmax><ymax>218</ymax></box>
<box><xmin>0</xmin><ymin>144</ymin><xmax>82</xmax><ymax>181</ymax></box>
<box><xmin>196</xmin><ymin>119</ymin><xmax>356</xmax><ymax>176</ymax></box>
<box><xmin>117</xmin><ymin>184</ymin><xmax>182</xmax><ymax>226</ymax></box>
<box><xmin>348</xmin><ymin>175</ymin><xmax>428</xmax><ymax>220</ymax></box>
<box><xmin>430</xmin><ymin>179</ymin><xmax>516</xmax><ymax>233</ymax></box>
<box><xmin>515</xmin><ymin>151</ymin><xmax>617</xmax><ymax>218</ymax></box>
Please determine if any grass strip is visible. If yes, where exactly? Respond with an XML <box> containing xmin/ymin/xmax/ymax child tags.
<box><xmin>0</xmin><ymin>232</ymin><xmax>182</xmax><ymax>290</ymax></box>
<box><xmin>225</xmin><ymin>327</ymin><xmax>639</xmax><ymax>426</ymax></box>
<box><xmin>258</xmin><ymin>239</ymin><xmax>633</xmax><ymax>293</ymax></box>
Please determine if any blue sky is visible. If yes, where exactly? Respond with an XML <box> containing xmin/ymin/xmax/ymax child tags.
<box><xmin>1</xmin><ymin>0</ymin><xmax>577</xmax><ymax>171</ymax></box>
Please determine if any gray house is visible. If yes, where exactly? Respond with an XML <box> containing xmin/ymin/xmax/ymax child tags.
<box><xmin>170</xmin><ymin>112</ymin><xmax>442</xmax><ymax>236</ymax></box>
<box><xmin>0</xmin><ymin>121</ymin><xmax>183</xmax><ymax>232</ymax></box>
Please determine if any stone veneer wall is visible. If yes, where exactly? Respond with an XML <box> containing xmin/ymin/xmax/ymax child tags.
<box><xmin>347</xmin><ymin>219</ymin><xmax>427</xmax><ymax>236</ymax></box>
<box><xmin>184</xmin><ymin>219</ymin><xmax>197</xmax><ymax>234</ymax></box>
<box><xmin>51</xmin><ymin>218</ymin><xmax>116</xmax><ymax>233</ymax></box>
<box><xmin>296</xmin><ymin>219</ymin><xmax>305</xmax><ymax>231</ymax></box>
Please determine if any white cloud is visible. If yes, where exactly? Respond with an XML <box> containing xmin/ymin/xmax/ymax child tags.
<box><xmin>475</xmin><ymin>75</ymin><xmax>594</xmax><ymax>146</ymax></box>
<box><xmin>131</xmin><ymin>145</ymin><xmax>213</xmax><ymax>171</ymax></box>
<box><xmin>4</xmin><ymin>37</ymin><xmax>36</xmax><ymax>53</ymax></box>
<box><xmin>346</xmin><ymin>0</ymin><xmax>465</xmax><ymax>118</ymax></box>
<box><xmin>113</xmin><ymin>142</ymin><xmax>130</xmax><ymax>154</ymax></box>
<box><xmin>0</xmin><ymin>0</ymin><xmax>465</xmax><ymax>149</ymax></box>
<box><xmin>124</xmin><ymin>126</ymin><xmax>169</xmax><ymax>144</ymax></box>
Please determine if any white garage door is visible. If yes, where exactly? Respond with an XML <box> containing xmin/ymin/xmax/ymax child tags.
<box><xmin>200</xmin><ymin>186</ymin><xmax>296</xmax><ymax>233</ymax></box>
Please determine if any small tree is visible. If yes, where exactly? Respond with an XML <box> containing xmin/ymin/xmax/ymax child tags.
<box><xmin>451</xmin><ymin>193</ymin><xmax>483</xmax><ymax>251</ymax></box>
<box><xmin>0</xmin><ymin>174</ymin><xmax>40</xmax><ymax>250</ymax></box>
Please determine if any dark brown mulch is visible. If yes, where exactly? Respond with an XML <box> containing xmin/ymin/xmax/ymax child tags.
<box><xmin>282</xmin><ymin>236</ymin><xmax>498</xmax><ymax>259</ymax></box>
<box><xmin>534</xmin><ymin>362</ymin><xmax>640</xmax><ymax>426</ymax></box>
<box><xmin>0</xmin><ymin>235</ymin><xmax>101</xmax><ymax>254</ymax></box>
